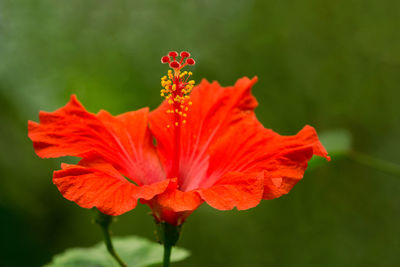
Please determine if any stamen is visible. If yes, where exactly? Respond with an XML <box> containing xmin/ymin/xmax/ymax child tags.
<box><xmin>160</xmin><ymin>51</ymin><xmax>196</xmax><ymax>127</ymax></box>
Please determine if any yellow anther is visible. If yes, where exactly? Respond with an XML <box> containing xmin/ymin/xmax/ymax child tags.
<box><xmin>160</xmin><ymin>53</ymin><xmax>195</xmax><ymax>128</ymax></box>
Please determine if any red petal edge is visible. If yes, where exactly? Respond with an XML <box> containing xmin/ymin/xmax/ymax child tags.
<box><xmin>199</xmin><ymin>172</ymin><xmax>264</xmax><ymax>210</ymax></box>
<box><xmin>142</xmin><ymin>178</ymin><xmax>203</xmax><ymax>225</ymax></box>
<box><xmin>262</xmin><ymin>125</ymin><xmax>330</xmax><ymax>200</ymax></box>
<box><xmin>53</xmin><ymin>159</ymin><xmax>169</xmax><ymax>216</ymax></box>
<box><xmin>149</xmin><ymin>77</ymin><xmax>329</xmax><ymax>213</ymax></box>
<box><xmin>28</xmin><ymin>95</ymin><xmax>165</xmax><ymax>185</ymax></box>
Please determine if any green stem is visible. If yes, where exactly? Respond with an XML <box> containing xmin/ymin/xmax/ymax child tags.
<box><xmin>156</xmin><ymin>222</ymin><xmax>182</xmax><ymax>267</ymax></box>
<box><xmin>95</xmin><ymin>212</ymin><xmax>127</xmax><ymax>267</ymax></box>
<box><xmin>163</xmin><ymin>242</ymin><xmax>172</xmax><ymax>267</ymax></box>
<box><xmin>349</xmin><ymin>151</ymin><xmax>400</xmax><ymax>178</ymax></box>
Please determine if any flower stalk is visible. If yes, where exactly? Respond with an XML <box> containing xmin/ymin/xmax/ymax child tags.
<box><xmin>95</xmin><ymin>211</ymin><xmax>127</xmax><ymax>267</ymax></box>
<box><xmin>349</xmin><ymin>151</ymin><xmax>400</xmax><ymax>178</ymax></box>
<box><xmin>156</xmin><ymin>222</ymin><xmax>182</xmax><ymax>267</ymax></box>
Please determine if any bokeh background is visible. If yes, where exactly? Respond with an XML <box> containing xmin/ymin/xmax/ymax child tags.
<box><xmin>1</xmin><ymin>0</ymin><xmax>399</xmax><ymax>266</ymax></box>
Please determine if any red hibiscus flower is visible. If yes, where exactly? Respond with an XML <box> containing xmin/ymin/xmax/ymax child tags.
<box><xmin>28</xmin><ymin>51</ymin><xmax>329</xmax><ymax>226</ymax></box>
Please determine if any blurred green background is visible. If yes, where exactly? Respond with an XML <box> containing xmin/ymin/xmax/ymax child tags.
<box><xmin>1</xmin><ymin>0</ymin><xmax>399</xmax><ymax>266</ymax></box>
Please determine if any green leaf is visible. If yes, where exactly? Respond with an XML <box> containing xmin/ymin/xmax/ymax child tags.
<box><xmin>308</xmin><ymin>129</ymin><xmax>353</xmax><ymax>169</ymax></box>
<box><xmin>44</xmin><ymin>236</ymin><xmax>190</xmax><ymax>267</ymax></box>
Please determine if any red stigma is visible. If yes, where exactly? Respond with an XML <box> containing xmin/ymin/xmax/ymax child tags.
<box><xmin>180</xmin><ymin>51</ymin><xmax>190</xmax><ymax>58</ymax></box>
<box><xmin>169</xmin><ymin>51</ymin><xmax>178</xmax><ymax>59</ymax></box>
<box><xmin>161</xmin><ymin>56</ymin><xmax>170</xmax><ymax>64</ymax></box>
<box><xmin>170</xmin><ymin>61</ymin><xmax>180</xmax><ymax>69</ymax></box>
<box><xmin>186</xmin><ymin>58</ymin><xmax>195</xmax><ymax>65</ymax></box>
<box><xmin>161</xmin><ymin>51</ymin><xmax>195</xmax><ymax>71</ymax></box>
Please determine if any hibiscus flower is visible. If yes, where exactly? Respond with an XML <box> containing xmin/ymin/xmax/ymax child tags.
<box><xmin>28</xmin><ymin>51</ymin><xmax>329</xmax><ymax>227</ymax></box>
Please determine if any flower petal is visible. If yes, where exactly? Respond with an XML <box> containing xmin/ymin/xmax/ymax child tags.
<box><xmin>150</xmin><ymin>77</ymin><xmax>328</xmax><ymax>203</ymax></box>
<box><xmin>261</xmin><ymin>125</ymin><xmax>330</xmax><ymax>199</ymax></box>
<box><xmin>204</xmin><ymin>124</ymin><xmax>328</xmax><ymax>198</ymax></box>
<box><xmin>142</xmin><ymin>178</ymin><xmax>202</xmax><ymax>225</ymax></box>
<box><xmin>149</xmin><ymin>178</ymin><xmax>203</xmax><ymax>212</ymax></box>
<box><xmin>207</xmin><ymin>123</ymin><xmax>328</xmax><ymax>200</ymax></box>
<box><xmin>28</xmin><ymin>95</ymin><xmax>165</xmax><ymax>185</ymax></box>
<box><xmin>198</xmin><ymin>172</ymin><xmax>264</xmax><ymax>210</ymax></box>
<box><xmin>53</xmin><ymin>159</ymin><xmax>170</xmax><ymax>216</ymax></box>
<box><xmin>149</xmin><ymin>77</ymin><xmax>259</xmax><ymax>190</ymax></box>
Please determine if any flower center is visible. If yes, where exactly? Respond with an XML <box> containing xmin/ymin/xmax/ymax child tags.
<box><xmin>160</xmin><ymin>51</ymin><xmax>196</xmax><ymax>179</ymax></box>
<box><xmin>160</xmin><ymin>51</ymin><xmax>195</xmax><ymax>128</ymax></box>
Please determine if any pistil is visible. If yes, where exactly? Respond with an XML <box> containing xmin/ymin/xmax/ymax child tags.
<box><xmin>160</xmin><ymin>51</ymin><xmax>195</xmax><ymax>178</ymax></box>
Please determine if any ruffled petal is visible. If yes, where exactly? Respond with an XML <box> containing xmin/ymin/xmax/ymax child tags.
<box><xmin>142</xmin><ymin>178</ymin><xmax>203</xmax><ymax>225</ymax></box>
<box><xmin>149</xmin><ymin>77</ymin><xmax>259</xmax><ymax>190</ymax></box>
<box><xmin>261</xmin><ymin>125</ymin><xmax>329</xmax><ymax>199</ymax></box>
<box><xmin>53</xmin><ymin>159</ymin><xmax>170</xmax><ymax>216</ymax></box>
<box><xmin>207</xmin><ymin>124</ymin><xmax>328</xmax><ymax>199</ymax></box>
<box><xmin>198</xmin><ymin>172</ymin><xmax>264</xmax><ymax>210</ymax></box>
<box><xmin>203</xmin><ymin>124</ymin><xmax>328</xmax><ymax>198</ymax></box>
<box><xmin>147</xmin><ymin>178</ymin><xmax>203</xmax><ymax>212</ymax></box>
<box><xmin>150</xmin><ymin>77</ymin><xmax>328</xmax><ymax>204</ymax></box>
<box><xmin>28</xmin><ymin>95</ymin><xmax>165</xmax><ymax>185</ymax></box>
